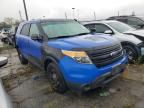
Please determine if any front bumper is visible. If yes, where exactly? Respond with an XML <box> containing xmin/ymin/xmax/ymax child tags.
<box><xmin>59</xmin><ymin>55</ymin><xmax>127</xmax><ymax>91</ymax></box>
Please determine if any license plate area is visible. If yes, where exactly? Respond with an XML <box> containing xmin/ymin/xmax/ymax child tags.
<box><xmin>111</xmin><ymin>65</ymin><xmax>122</xmax><ymax>75</ymax></box>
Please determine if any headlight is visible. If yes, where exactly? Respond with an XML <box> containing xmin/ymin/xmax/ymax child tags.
<box><xmin>62</xmin><ymin>50</ymin><xmax>92</xmax><ymax>64</ymax></box>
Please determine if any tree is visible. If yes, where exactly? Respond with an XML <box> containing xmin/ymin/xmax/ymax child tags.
<box><xmin>0</xmin><ymin>17</ymin><xmax>20</xmax><ymax>30</ymax></box>
<box><xmin>4</xmin><ymin>17</ymin><xmax>20</xmax><ymax>26</ymax></box>
<box><xmin>4</xmin><ymin>17</ymin><xmax>15</xmax><ymax>25</ymax></box>
<box><xmin>0</xmin><ymin>22</ymin><xmax>11</xmax><ymax>30</ymax></box>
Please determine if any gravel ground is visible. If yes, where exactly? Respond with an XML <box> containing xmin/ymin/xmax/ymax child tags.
<box><xmin>1</xmin><ymin>48</ymin><xmax>144</xmax><ymax>108</ymax></box>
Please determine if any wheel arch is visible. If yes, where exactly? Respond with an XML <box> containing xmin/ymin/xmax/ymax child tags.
<box><xmin>44</xmin><ymin>56</ymin><xmax>59</xmax><ymax>71</ymax></box>
<box><xmin>121</xmin><ymin>41</ymin><xmax>140</xmax><ymax>57</ymax></box>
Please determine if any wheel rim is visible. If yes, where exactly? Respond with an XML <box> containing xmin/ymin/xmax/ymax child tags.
<box><xmin>49</xmin><ymin>67</ymin><xmax>60</xmax><ymax>89</ymax></box>
<box><xmin>124</xmin><ymin>48</ymin><xmax>135</xmax><ymax>62</ymax></box>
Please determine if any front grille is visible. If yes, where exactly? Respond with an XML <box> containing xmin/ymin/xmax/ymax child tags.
<box><xmin>87</xmin><ymin>45</ymin><xmax>124</xmax><ymax>68</ymax></box>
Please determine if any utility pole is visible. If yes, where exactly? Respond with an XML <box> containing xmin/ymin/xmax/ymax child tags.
<box><xmin>72</xmin><ymin>8</ymin><xmax>75</xmax><ymax>19</ymax></box>
<box><xmin>118</xmin><ymin>11</ymin><xmax>120</xmax><ymax>16</ymax></box>
<box><xmin>77</xmin><ymin>9</ymin><xmax>79</xmax><ymax>21</ymax></box>
<box><xmin>94</xmin><ymin>11</ymin><xmax>96</xmax><ymax>20</ymax></box>
<box><xmin>19</xmin><ymin>10</ymin><xmax>22</xmax><ymax>21</ymax></box>
<box><xmin>132</xmin><ymin>11</ymin><xmax>135</xmax><ymax>16</ymax></box>
<box><xmin>65</xmin><ymin>12</ymin><xmax>67</xmax><ymax>19</ymax></box>
<box><xmin>23</xmin><ymin>0</ymin><xmax>29</xmax><ymax>20</ymax></box>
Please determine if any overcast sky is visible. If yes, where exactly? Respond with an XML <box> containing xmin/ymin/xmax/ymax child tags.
<box><xmin>0</xmin><ymin>0</ymin><xmax>144</xmax><ymax>21</ymax></box>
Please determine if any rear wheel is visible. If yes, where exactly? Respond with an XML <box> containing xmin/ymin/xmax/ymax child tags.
<box><xmin>46</xmin><ymin>62</ymin><xmax>67</xmax><ymax>93</ymax></box>
<box><xmin>3</xmin><ymin>38</ymin><xmax>8</xmax><ymax>43</ymax></box>
<box><xmin>1</xmin><ymin>38</ymin><xmax>4</xmax><ymax>42</ymax></box>
<box><xmin>17</xmin><ymin>49</ymin><xmax>28</xmax><ymax>65</ymax></box>
<box><xmin>7</xmin><ymin>40</ymin><xmax>11</xmax><ymax>45</ymax></box>
<box><xmin>123</xmin><ymin>45</ymin><xmax>138</xmax><ymax>63</ymax></box>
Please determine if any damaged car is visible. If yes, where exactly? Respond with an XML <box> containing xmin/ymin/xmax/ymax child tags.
<box><xmin>82</xmin><ymin>20</ymin><xmax>144</xmax><ymax>63</ymax></box>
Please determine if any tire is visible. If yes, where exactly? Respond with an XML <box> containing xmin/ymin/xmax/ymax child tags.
<box><xmin>123</xmin><ymin>45</ymin><xmax>138</xmax><ymax>63</ymax></box>
<box><xmin>46</xmin><ymin>62</ymin><xmax>67</xmax><ymax>93</ymax></box>
<box><xmin>3</xmin><ymin>38</ymin><xmax>8</xmax><ymax>43</ymax></box>
<box><xmin>17</xmin><ymin>49</ymin><xmax>28</xmax><ymax>65</ymax></box>
<box><xmin>1</xmin><ymin>38</ymin><xmax>4</xmax><ymax>42</ymax></box>
<box><xmin>7</xmin><ymin>40</ymin><xmax>11</xmax><ymax>45</ymax></box>
<box><xmin>12</xmin><ymin>39</ymin><xmax>16</xmax><ymax>48</ymax></box>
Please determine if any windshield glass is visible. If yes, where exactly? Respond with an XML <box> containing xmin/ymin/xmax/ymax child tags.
<box><xmin>41</xmin><ymin>21</ymin><xmax>90</xmax><ymax>38</ymax></box>
<box><xmin>107</xmin><ymin>21</ymin><xmax>135</xmax><ymax>33</ymax></box>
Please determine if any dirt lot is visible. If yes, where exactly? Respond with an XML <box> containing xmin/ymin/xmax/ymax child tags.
<box><xmin>1</xmin><ymin>47</ymin><xmax>144</xmax><ymax>108</ymax></box>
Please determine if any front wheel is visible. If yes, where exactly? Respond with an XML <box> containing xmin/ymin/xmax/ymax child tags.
<box><xmin>46</xmin><ymin>62</ymin><xmax>68</xmax><ymax>93</ymax></box>
<box><xmin>17</xmin><ymin>49</ymin><xmax>28</xmax><ymax>65</ymax></box>
<box><xmin>123</xmin><ymin>45</ymin><xmax>138</xmax><ymax>63</ymax></box>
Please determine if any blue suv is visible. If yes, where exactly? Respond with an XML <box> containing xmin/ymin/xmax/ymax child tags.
<box><xmin>16</xmin><ymin>19</ymin><xmax>127</xmax><ymax>93</ymax></box>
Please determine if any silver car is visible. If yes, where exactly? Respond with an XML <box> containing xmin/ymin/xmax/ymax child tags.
<box><xmin>0</xmin><ymin>28</ymin><xmax>10</xmax><ymax>42</ymax></box>
<box><xmin>82</xmin><ymin>20</ymin><xmax>144</xmax><ymax>63</ymax></box>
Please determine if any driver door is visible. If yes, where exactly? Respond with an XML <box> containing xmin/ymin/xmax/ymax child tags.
<box><xmin>28</xmin><ymin>23</ymin><xmax>42</xmax><ymax>66</ymax></box>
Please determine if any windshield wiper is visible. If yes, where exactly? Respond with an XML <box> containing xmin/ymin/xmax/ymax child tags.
<box><xmin>49</xmin><ymin>36</ymin><xmax>71</xmax><ymax>39</ymax></box>
<box><xmin>49</xmin><ymin>32</ymin><xmax>90</xmax><ymax>39</ymax></box>
<box><xmin>75</xmin><ymin>32</ymin><xmax>90</xmax><ymax>36</ymax></box>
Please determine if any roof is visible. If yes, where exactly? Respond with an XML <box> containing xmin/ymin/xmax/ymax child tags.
<box><xmin>81</xmin><ymin>20</ymin><xmax>119</xmax><ymax>25</ymax></box>
<box><xmin>108</xmin><ymin>15</ymin><xmax>144</xmax><ymax>19</ymax></box>
<box><xmin>23</xmin><ymin>19</ymin><xmax>75</xmax><ymax>24</ymax></box>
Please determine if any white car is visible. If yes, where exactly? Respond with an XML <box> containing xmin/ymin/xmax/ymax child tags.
<box><xmin>82</xmin><ymin>20</ymin><xmax>144</xmax><ymax>62</ymax></box>
<box><xmin>0</xmin><ymin>57</ymin><xmax>8</xmax><ymax>67</ymax></box>
<box><xmin>0</xmin><ymin>28</ymin><xmax>10</xmax><ymax>42</ymax></box>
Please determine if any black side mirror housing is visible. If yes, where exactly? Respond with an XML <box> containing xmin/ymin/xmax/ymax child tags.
<box><xmin>31</xmin><ymin>34</ymin><xmax>43</xmax><ymax>40</ymax></box>
<box><xmin>138</xmin><ymin>24</ymin><xmax>144</xmax><ymax>29</ymax></box>
<box><xmin>90</xmin><ymin>28</ymin><xmax>96</xmax><ymax>33</ymax></box>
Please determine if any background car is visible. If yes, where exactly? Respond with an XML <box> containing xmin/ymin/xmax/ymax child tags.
<box><xmin>0</xmin><ymin>57</ymin><xmax>8</xmax><ymax>67</ymax></box>
<box><xmin>82</xmin><ymin>20</ymin><xmax>144</xmax><ymax>63</ymax></box>
<box><xmin>7</xmin><ymin>26</ymin><xmax>18</xmax><ymax>47</ymax></box>
<box><xmin>107</xmin><ymin>16</ymin><xmax>144</xmax><ymax>29</ymax></box>
<box><xmin>0</xmin><ymin>28</ymin><xmax>10</xmax><ymax>43</ymax></box>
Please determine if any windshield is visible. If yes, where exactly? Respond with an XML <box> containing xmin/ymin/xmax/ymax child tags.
<box><xmin>41</xmin><ymin>21</ymin><xmax>90</xmax><ymax>39</ymax></box>
<box><xmin>107</xmin><ymin>21</ymin><xmax>135</xmax><ymax>33</ymax></box>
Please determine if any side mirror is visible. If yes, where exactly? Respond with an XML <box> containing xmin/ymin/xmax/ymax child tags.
<box><xmin>104</xmin><ymin>30</ymin><xmax>113</xmax><ymax>34</ymax></box>
<box><xmin>90</xmin><ymin>28</ymin><xmax>96</xmax><ymax>33</ymax></box>
<box><xmin>31</xmin><ymin>34</ymin><xmax>43</xmax><ymax>40</ymax></box>
<box><xmin>0</xmin><ymin>57</ymin><xmax>8</xmax><ymax>67</ymax></box>
<box><xmin>137</xmin><ymin>24</ymin><xmax>144</xmax><ymax>29</ymax></box>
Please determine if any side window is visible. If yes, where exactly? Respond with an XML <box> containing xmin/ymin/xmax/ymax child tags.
<box><xmin>29</xmin><ymin>24</ymin><xmax>39</xmax><ymax>37</ymax></box>
<box><xmin>95</xmin><ymin>24</ymin><xmax>111</xmax><ymax>33</ymax></box>
<box><xmin>85</xmin><ymin>24</ymin><xmax>95</xmax><ymax>30</ymax></box>
<box><xmin>20</xmin><ymin>24</ymin><xmax>30</xmax><ymax>36</ymax></box>
<box><xmin>128</xmin><ymin>17</ymin><xmax>144</xmax><ymax>25</ymax></box>
<box><xmin>117</xmin><ymin>18</ymin><xmax>128</xmax><ymax>23</ymax></box>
